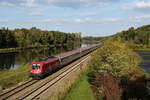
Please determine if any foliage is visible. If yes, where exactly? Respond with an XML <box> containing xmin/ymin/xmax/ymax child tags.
<box><xmin>88</xmin><ymin>39</ymin><xmax>143</xmax><ymax>78</ymax></box>
<box><xmin>0</xmin><ymin>27</ymin><xmax>81</xmax><ymax>49</ymax></box>
<box><xmin>0</xmin><ymin>28</ymin><xmax>17</xmax><ymax>48</ymax></box>
<box><xmin>92</xmin><ymin>73</ymin><xmax>122</xmax><ymax>100</ymax></box>
<box><xmin>87</xmin><ymin>40</ymin><xmax>149</xmax><ymax>100</ymax></box>
<box><xmin>115</xmin><ymin>25</ymin><xmax>150</xmax><ymax>48</ymax></box>
<box><xmin>82</xmin><ymin>36</ymin><xmax>107</xmax><ymax>44</ymax></box>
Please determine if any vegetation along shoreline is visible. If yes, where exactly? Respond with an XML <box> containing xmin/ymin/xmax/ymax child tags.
<box><xmin>0</xmin><ymin>27</ymin><xmax>81</xmax><ymax>53</ymax></box>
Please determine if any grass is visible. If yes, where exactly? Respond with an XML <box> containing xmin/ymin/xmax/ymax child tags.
<box><xmin>0</xmin><ymin>64</ymin><xmax>30</xmax><ymax>89</ymax></box>
<box><xmin>64</xmin><ymin>75</ymin><xmax>95</xmax><ymax>100</ymax></box>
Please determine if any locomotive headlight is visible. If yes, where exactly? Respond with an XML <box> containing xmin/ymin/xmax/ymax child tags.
<box><xmin>36</xmin><ymin>69</ymin><xmax>41</xmax><ymax>73</ymax></box>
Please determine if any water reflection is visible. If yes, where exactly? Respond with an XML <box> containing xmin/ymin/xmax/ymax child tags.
<box><xmin>136</xmin><ymin>50</ymin><xmax>150</xmax><ymax>74</ymax></box>
<box><xmin>0</xmin><ymin>45</ymin><xmax>78</xmax><ymax>71</ymax></box>
<box><xmin>0</xmin><ymin>52</ymin><xmax>16</xmax><ymax>70</ymax></box>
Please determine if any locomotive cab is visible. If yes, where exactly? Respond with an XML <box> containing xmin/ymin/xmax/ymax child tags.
<box><xmin>30</xmin><ymin>62</ymin><xmax>44</xmax><ymax>79</ymax></box>
<box><xmin>32</xmin><ymin>64</ymin><xmax>41</xmax><ymax>72</ymax></box>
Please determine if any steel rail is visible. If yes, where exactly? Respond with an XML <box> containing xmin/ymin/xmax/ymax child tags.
<box><xmin>0</xmin><ymin>79</ymin><xmax>38</xmax><ymax>100</ymax></box>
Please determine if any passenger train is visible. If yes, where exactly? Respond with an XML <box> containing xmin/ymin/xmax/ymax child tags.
<box><xmin>30</xmin><ymin>43</ymin><xmax>102</xmax><ymax>79</ymax></box>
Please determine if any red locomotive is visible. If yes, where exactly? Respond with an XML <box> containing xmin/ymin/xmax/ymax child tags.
<box><xmin>30</xmin><ymin>43</ymin><xmax>102</xmax><ymax>79</ymax></box>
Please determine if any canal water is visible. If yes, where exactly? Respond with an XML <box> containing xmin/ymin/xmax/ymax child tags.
<box><xmin>136</xmin><ymin>50</ymin><xmax>150</xmax><ymax>74</ymax></box>
<box><xmin>0</xmin><ymin>45</ymin><xmax>80</xmax><ymax>71</ymax></box>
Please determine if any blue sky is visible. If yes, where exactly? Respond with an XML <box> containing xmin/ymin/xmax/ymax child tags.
<box><xmin>0</xmin><ymin>0</ymin><xmax>150</xmax><ymax>36</ymax></box>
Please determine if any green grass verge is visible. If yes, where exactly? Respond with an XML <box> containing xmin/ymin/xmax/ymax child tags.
<box><xmin>0</xmin><ymin>64</ymin><xmax>30</xmax><ymax>89</ymax></box>
<box><xmin>64</xmin><ymin>75</ymin><xmax>95</xmax><ymax>100</ymax></box>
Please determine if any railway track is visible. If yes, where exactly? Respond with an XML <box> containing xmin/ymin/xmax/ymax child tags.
<box><xmin>19</xmin><ymin>56</ymin><xmax>89</xmax><ymax>100</ymax></box>
<box><xmin>0</xmin><ymin>79</ymin><xmax>38</xmax><ymax>100</ymax></box>
<box><xmin>0</xmin><ymin>54</ymin><xmax>90</xmax><ymax>100</ymax></box>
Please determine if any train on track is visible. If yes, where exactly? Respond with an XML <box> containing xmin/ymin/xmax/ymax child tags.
<box><xmin>30</xmin><ymin>43</ymin><xmax>102</xmax><ymax>79</ymax></box>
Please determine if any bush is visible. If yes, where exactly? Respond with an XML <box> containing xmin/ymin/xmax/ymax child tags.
<box><xmin>92</xmin><ymin>73</ymin><xmax>122</xmax><ymax>100</ymax></box>
<box><xmin>88</xmin><ymin>39</ymin><xmax>144</xmax><ymax>77</ymax></box>
<box><xmin>87</xmin><ymin>40</ymin><xmax>148</xmax><ymax>100</ymax></box>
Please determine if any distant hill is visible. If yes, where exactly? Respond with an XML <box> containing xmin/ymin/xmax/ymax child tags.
<box><xmin>115</xmin><ymin>25</ymin><xmax>150</xmax><ymax>48</ymax></box>
<box><xmin>82</xmin><ymin>36</ymin><xmax>108</xmax><ymax>44</ymax></box>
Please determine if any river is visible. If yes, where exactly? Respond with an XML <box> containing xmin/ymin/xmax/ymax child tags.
<box><xmin>0</xmin><ymin>44</ymin><xmax>90</xmax><ymax>71</ymax></box>
<box><xmin>136</xmin><ymin>50</ymin><xmax>150</xmax><ymax>74</ymax></box>
<box><xmin>0</xmin><ymin>45</ymin><xmax>81</xmax><ymax>71</ymax></box>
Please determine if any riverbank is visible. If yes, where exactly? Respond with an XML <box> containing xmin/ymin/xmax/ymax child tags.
<box><xmin>0</xmin><ymin>44</ymin><xmax>66</xmax><ymax>53</ymax></box>
<box><xmin>0</xmin><ymin>64</ymin><xmax>30</xmax><ymax>90</ymax></box>
<box><xmin>136</xmin><ymin>50</ymin><xmax>150</xmax><ymax>74</ymax></box>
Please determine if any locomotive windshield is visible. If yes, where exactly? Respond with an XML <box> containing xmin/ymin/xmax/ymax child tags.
<box><xmin>32</xmin><ymin>64</ymin><xmax>40</xmax><ymax>69</ymax></box>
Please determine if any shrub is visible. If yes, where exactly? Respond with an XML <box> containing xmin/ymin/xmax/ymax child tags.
<box><xmin>88</xmin><ymin>39</ymin><xmax>145</xmax><ymax>78</ymax></box>
<box><xmin>87</xmin><ymin>39</ymin><xmax>148</xmax><ymax>100</ymax></box>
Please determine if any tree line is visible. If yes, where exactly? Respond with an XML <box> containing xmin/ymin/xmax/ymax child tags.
<box><xmin>115</xmin><ymin>25</ymin><xmax>150</xmax><ymax>48</ymax></box>
<box><xmin>82</xmin><ymin>36</ymin><xmax>107</xmax><ymax>44</ymax></box>
<box><xmin>0</xmin><ymin>27</ymin><xmax>81</xmax><ymax>49</ymax></box>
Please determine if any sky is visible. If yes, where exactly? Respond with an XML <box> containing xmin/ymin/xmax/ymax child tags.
<box><xmin>0</xmin><ymin>0</ymin><xmax>150</xmax><ymax>36</ymax></box>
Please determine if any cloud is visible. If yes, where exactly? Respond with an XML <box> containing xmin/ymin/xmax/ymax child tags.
<box><xmin>123</xmin><ymin>1</ymin><xmax>150</xmax><ymax>12</ymax></box>
<box><xmin>38</xmin><ymin>19</ymin><xmax>52</xmax><ymax>23</ymax></box>
<box><xmin>0</xmin><ymin>0</ymin><xmax>23</xmax><ymax>6</ymax></box>
<box><xmin>46</xmin><ymin>0</ymin><xmax>109</xmax><ymax>8</ymax></box>
<box><xmin>72</xmin><ymin>18</ymin><xmax>120</xmax><ymax>23</ymax></box>
<box><xmin>134</xmin><ymin>1</ymin><xmax>150</xmax><ymax>8</ymax></box>
<box><xmin>128</xmin><ymin>14</ymin><xmax>150</xmax><ymax>22</ymax></box>
<box><xmin>71</xmin><ymin>18</ymin><xmax>91</xmax><ymax>23</ymax></box>
<box><xmin>0</xmin><ymin>19</ymin><xmax>8</xmax><ymax>22</ymax></box>
<box><xmin>37</xmin><ymin>17</ymin><xmax>121</xmax><ymax>24</ymax></box>
<box><xmin>29</xmin><ymin>12</ymin><xmax>43</xmax><ymax>16</ymax></box>
<box><xmin>28</xmin><ymin>9</ymin><xmax>43</xmax><ymax>16</ymax></box>
<box><xmin>46</xmin><ymin>0</ymin><xmax>120</xmax><ymax>8</ymax></box>
<box><xmin>0</xmin><ymin>2</ymin><xmax>14</xmax><ymax>6</ymax></box>
<box><xmin>37</xmin><ymin>15</ymin><xmax>150</xmax><ymax>24</ymax></box>
<box><xmin>0</xmin><ymin>0</ymin><xmax>37</xmax><ymax>7</ymax></box>
<box><xmin>0</xmin><ymin>0</ymin><xmax>118</xmax><ymax>8</ymax></box>
<box><xmin>21</xmin><ymin>0</ymin><xmax>37</xmax><ymax>7</ymax></box>
<box><xmin>102</xmin><ymin>18</ymin><xmax>121</xmax><ymax>22</ymax></box>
